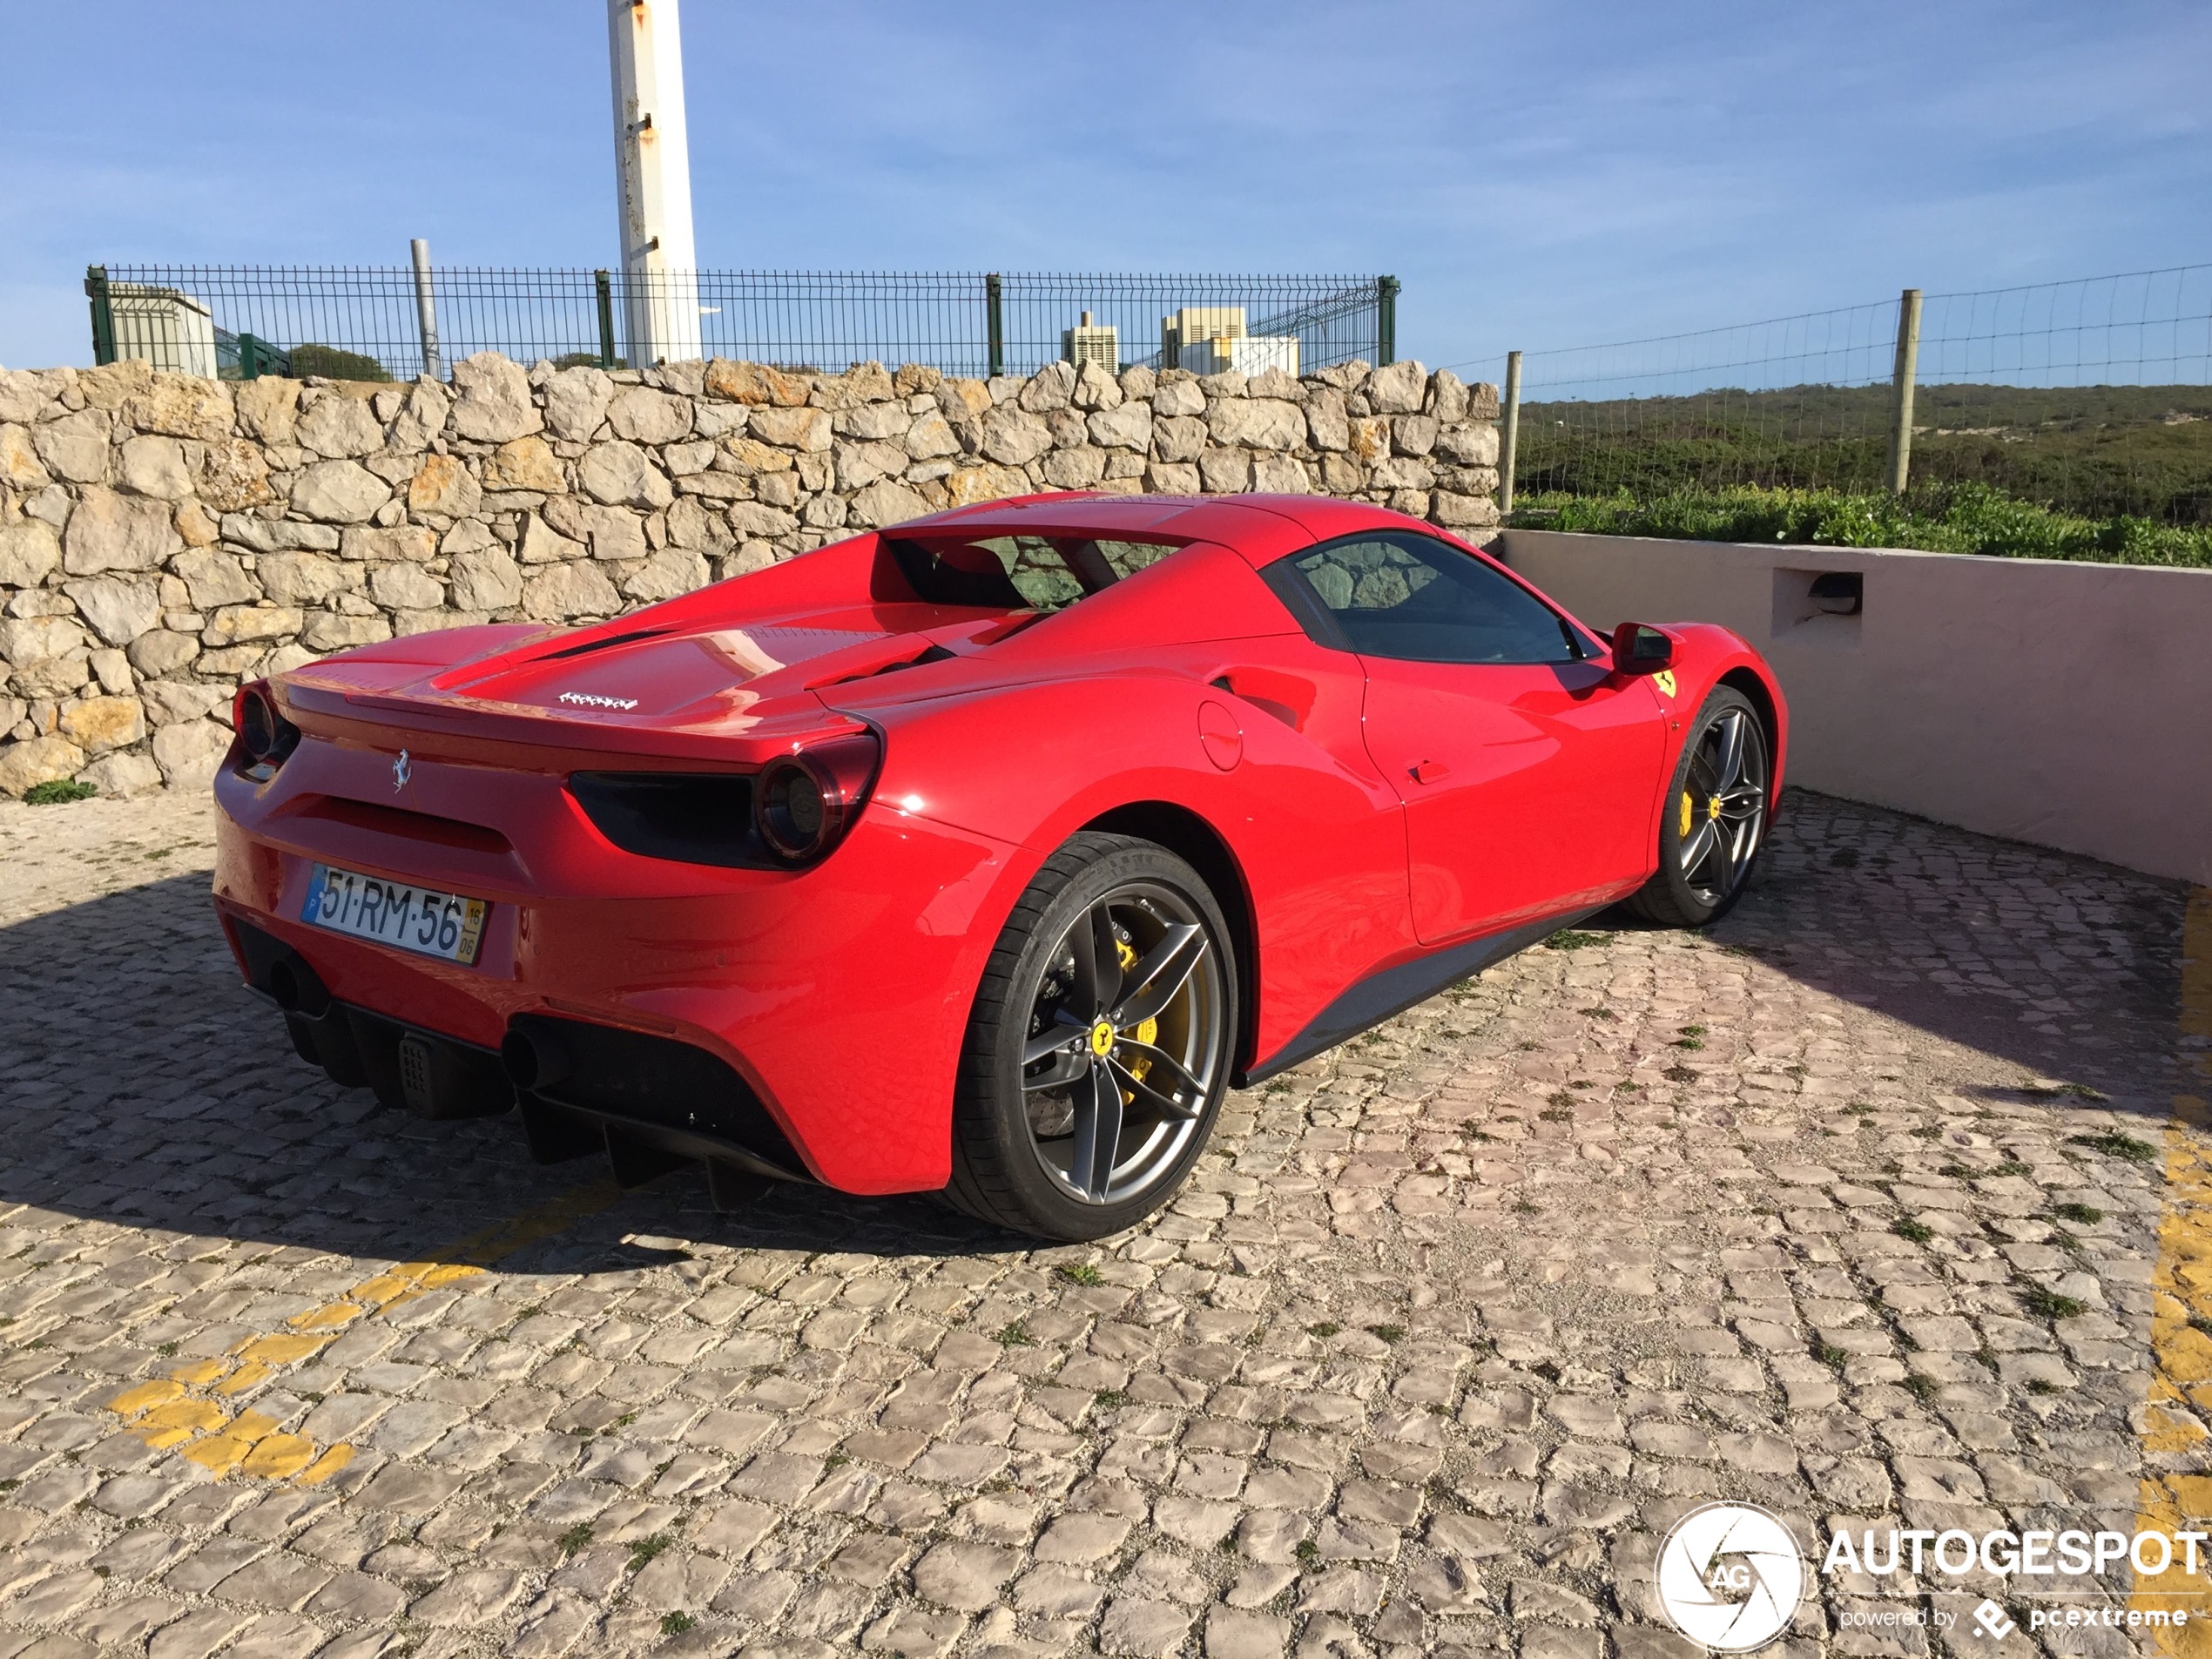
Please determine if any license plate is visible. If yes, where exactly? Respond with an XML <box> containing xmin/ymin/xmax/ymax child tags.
<box><xmin>300</xmin><ymin>863</ymin><xmax>489</xmax><ymax>965</ymax></box>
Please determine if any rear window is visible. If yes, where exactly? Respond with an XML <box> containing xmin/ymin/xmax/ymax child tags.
<box><xmin>887</xmin><ymin>535</ymin><xmax>1184</xmax><ymax>613</ymax></box>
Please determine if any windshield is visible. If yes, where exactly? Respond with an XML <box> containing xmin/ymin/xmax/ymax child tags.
<box><xmin>887</xmin><ymin>535</ymin><xmax>1184</xmax><ymax>613</ymax></box>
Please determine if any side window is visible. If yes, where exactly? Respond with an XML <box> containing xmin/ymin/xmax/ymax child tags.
<box><xmin>1281</xmin><ymin>533</ymin><xmax>1583</xmax><ymax>664</ymax></box>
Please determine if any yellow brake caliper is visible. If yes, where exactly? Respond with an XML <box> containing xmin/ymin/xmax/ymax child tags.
<box><xmin>1116</xmin><ymin>939</ymin><xmax>1157</xmax><ymax>1103</ymax></box>
<box><xmin>1679</xmin><ymin>790</ymin><xmax>1694</xmax><ymax>840</ymax></box>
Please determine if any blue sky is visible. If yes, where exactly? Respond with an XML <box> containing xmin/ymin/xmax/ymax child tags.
<box><xmin>3</xmin><ymin>1</ymin><xmax>2204</xmax><ymax>381</ymax></box>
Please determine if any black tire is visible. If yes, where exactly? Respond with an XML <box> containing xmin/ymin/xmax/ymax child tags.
<box><xmin>1625</xmin><ymin>686</ymin><xmax>1771</xmax><ymax>928</ymax></box>
<box><xmin>946</xmin><ymin>832</ymin><xmax>1237</xmax><ymax>1241</ymax></box>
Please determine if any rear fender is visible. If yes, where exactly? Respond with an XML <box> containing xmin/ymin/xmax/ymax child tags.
<box><xmin>869</xmin><ymin>671</ymin><xmax>1419</xmax><ymax>1076</ymax></box>
<box><xmin>1081</xmin><ymin>800</ymin><xmax>1259</xmax><ymax>1076</ymax></box>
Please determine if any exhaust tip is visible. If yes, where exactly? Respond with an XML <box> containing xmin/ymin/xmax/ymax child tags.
<box><xmin>267</xmin><ymin>960</ymin><xmax>302</xmax><ymax>1011</ymax></box>
<box><xmin>502</xmin><ymin>1027</ymin><xmax>570</xmax><ymax>1092</ymax></box>
<box><xmin>265</xmin><ymin>954</ymin><xmax>329</xmax><ymax>1016</ymax></box>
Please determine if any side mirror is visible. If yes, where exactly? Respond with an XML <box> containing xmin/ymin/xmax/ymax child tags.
<box><xmin>1610</xmin><ymin>622</ymin><xmax>1676</xmax><ymax>674</ymax></box>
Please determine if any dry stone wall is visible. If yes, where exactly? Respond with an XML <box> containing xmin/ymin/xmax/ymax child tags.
<box><xmin>0</xmin><ymin>352</ymin><xmax>1499</xmax><ymax>798</ymax></box>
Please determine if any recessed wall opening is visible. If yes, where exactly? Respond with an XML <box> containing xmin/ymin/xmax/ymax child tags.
<box><xmin>1773</xmin><ymin>567</ymin><xmax>1865</xmax><ymax>645</ymax></box>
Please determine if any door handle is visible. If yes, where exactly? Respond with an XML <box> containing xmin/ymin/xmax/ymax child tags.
<box><xmin>1410</xmin><ymin>760</ymin><xmax>1450</xmax><ymax>784</ymax></box>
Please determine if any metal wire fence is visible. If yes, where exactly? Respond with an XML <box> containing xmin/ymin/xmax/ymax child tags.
<box><xmin>85</xmin><ymin>266</ymin><xmax>1398</xmax><ymax>384</ymax></box>
<box><xmin>1479</xmin><ymin>265</ymin><xmax>2212</xmax><ymax>524</ymax></box>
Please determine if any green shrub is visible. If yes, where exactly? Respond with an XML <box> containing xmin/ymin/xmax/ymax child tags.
<box><xmin>288</xmin><ymin>343</ymin><xmax>393</xmax><ymax>382</ymax></box>
<box><xmin>24</xmin><ymin>779</ymin><xmax>98</xmax><ymax>805</ymax></box>
<box><xmin>1512</xmin><ymin>382</ymin><xmax>2212</xmax><ymax>523</ymax></box>
<box><xmin>1514</xmin><ymin>482</ymin><xmax>2212</xmax><ymax>568</ymax></box>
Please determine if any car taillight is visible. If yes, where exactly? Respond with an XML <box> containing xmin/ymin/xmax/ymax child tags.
<box><xmin>753</xmin><ymin>731</ymin><xmax>880</xmax><ymax>864</ymax></box>
<box><xmin>232</xmin><ymin>679</ymin><xmax>300</xmax><ymax>772</ymax></box>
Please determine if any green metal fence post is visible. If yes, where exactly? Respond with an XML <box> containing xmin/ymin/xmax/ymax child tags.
<box><xmin>986</xmin><ymin>273</ymin><xmax>1004</xmax><ymax>380</ymax></box>
<box><xmin>84</xmin><ymin>266</ymin><xmax>116</xmax><ymax>366</ymax></box>
<box><xmin>596</xmin><ymin>270</ymin><xmax>618</xmax><ymax>369</ymax></box>
<box><xmin>1376</xmin><ymin>275</ymin><xmax>1399</xmax><ymax>367</ymax></box>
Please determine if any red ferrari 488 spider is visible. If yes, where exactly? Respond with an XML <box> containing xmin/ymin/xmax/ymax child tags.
<box><xmin>212</xmin><ymin>492</ymin><xmax>1785</xmax><ymax>1238</ymax></box>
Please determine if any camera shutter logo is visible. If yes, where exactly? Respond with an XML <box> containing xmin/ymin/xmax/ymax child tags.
<box><xmin>1655</xmin><ymin>1502</ymin><xmax>1807</xmax><ymax>1651</ymax></box>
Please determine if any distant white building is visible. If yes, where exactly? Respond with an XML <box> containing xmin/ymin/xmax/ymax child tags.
<box><xmin>110</xmin><ymin>285</ymin><xmax>219</xmax><ymax>379</ymax></box>
<box><xmin>1160</xmin><ymin>307</ymin><xmax>1298</xmax><ymax>376</ymax></box>
<box><xmin>1063</xmin><ymin>311</ymin><xmax>1119</xmax><ymax>370</ymax></box>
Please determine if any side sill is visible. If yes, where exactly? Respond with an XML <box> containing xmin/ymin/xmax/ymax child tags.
<box><xmin>1236</xmin><ymin>907</ymin><xmax>1603</xmax><ymax>1088</ymax></box>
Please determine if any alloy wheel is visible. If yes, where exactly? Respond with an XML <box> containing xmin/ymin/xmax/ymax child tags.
<box><xmin>1016</xmin><ymin>882</ymin><xmax>1224</xmax><ymax>1206</ymax></box>
<box><xmin>1677</xmin><ymin>705</ymin><xmax>1769</xmax><ymax>903</ymax></box>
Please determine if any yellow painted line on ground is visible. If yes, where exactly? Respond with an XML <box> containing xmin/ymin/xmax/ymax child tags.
<box><xmin>103</xmin><ymin>1176</ymin><xmax>624</xmax><ymax>1486</ymax></box>
<box><xmin>2132</xmin><ymin>885</ymin><xmax>2212</xmax><ymax>1656</ymax></box>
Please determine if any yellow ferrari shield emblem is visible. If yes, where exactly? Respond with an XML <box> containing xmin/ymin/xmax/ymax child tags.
<box><xmin>1652</xmin><ymin>669</ymin><xmax>1677</xmax><ymax>698</ymax></box>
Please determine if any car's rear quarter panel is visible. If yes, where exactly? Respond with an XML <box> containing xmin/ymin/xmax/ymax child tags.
<box><xmin>853</xmin><ymin>665</ymin><xmax>1420</xmax><ymax>1085</ymax></box>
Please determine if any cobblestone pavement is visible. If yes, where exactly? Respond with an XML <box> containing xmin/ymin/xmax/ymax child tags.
<box><xmin>0</xmin><ymin>788</ymin><xmax>2200</xmax><ymax>1659</ymax></box>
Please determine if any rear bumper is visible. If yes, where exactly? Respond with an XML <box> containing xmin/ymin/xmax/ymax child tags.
<box><xmin>212</xmin><ymin>739</ymin><xmax>1024</xmax><ymax>1194</ymax></box>
<box><xmin>229</xmin><ymin>914</ymin><xmax>812</xmax><ymax>1186</ymax></box>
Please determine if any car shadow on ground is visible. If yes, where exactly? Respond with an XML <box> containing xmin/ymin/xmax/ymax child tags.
<box><xmin>1593</xmin><ymin>789</ymin><xmax>2186</xmax><ymax>1122</ymax></box>
<box><xmin>0</xmin><ymin>868</ymin><xmax>1031</xmax><ymax>1271</ymax></box>
<box><xmin>0</xmin><ymin>788</ymin><xmax>2188</xmax><ymax>1271</ymax></box>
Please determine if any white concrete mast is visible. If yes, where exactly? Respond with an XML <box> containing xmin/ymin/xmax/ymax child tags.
<box><xmin>608</xmin><ymin>0</ymin><xmax>700</xmax><ymax>365</ymax></box>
